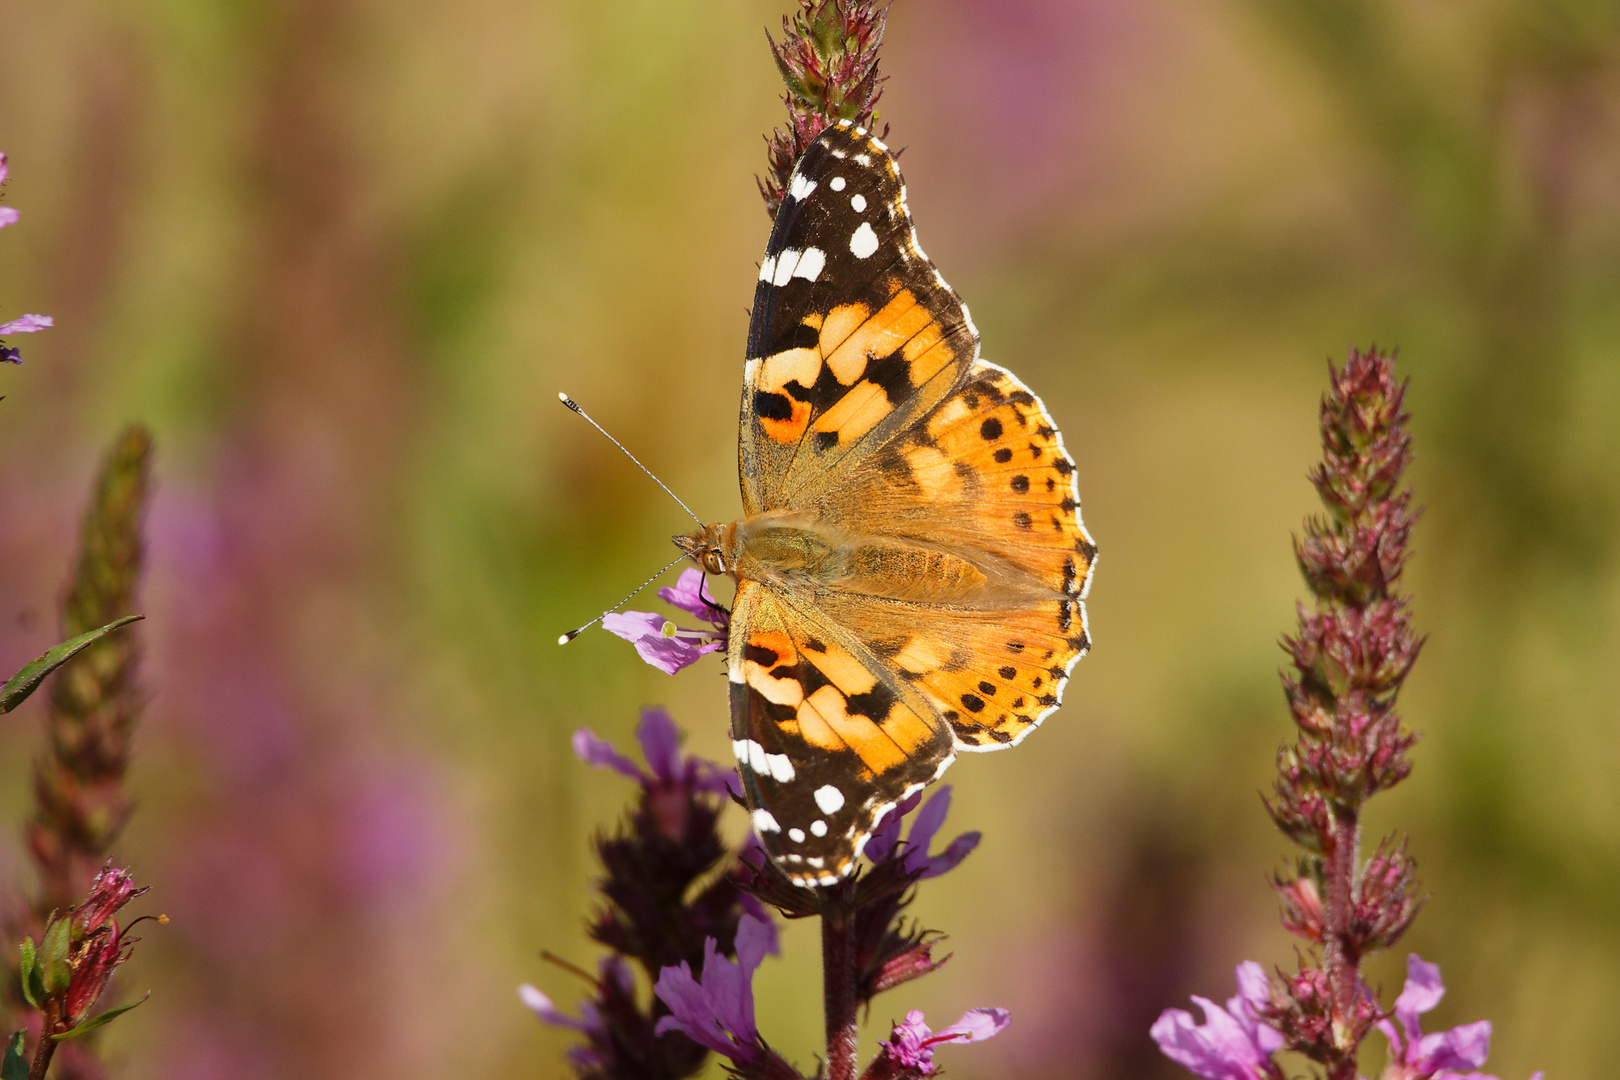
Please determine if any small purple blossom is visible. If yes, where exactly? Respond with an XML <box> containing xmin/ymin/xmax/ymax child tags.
<box><xmin>652</xmin><ymin>914</ymin><xmax>779</xmax><ymax>1067</ymax></box>
<box><xmin>0</xmin><ymin>151</ymin><xmax>52</xmax><ymax>363</ymax></box>
<box><xmin>607</xmin><ymin>569</ymin><xmax>728</xmax><ymax>674</ymax></box>
<box><xmin>573</xmin><ymin>706</ymin><xmax>734</xmax><ymax>797</ymax></box>
<box><xmin>863</xmin><ymin>786</ymin><xmax>980</xmax><ymax>879</ymax></box>
<box><xmin>1375</xmin><ymin>955</ymin><xmax>1541</xmax><ymax>1080</ymax></box>
<box><xmin>868</xmin><ymin>1007</ymin><xmax>1010</xmax><ymax>1078</ymax></box>
<box><xmin>1151</xmin><ymin>961</ymin><xmax>1284</xmax><ymax>1080</ymax></box>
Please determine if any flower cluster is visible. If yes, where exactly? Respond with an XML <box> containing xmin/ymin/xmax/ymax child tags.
<box><xmin>529</xmin><ymin>708</ymin><xmax>1007</xmax><ymax>1080</ymax></box>
<box><xmin>1151</xmin><ymin>349</ymin><xmax>1540</xmax><ymax>1080</ymax></box>
<box><xmin>0</xmin><ymin>152</ymin><xmax>54</xmax><ymax>363</ymax></box>
<box><xmin>759</xmin><ymin>0</ymin><xmax>890</xmax><ymax>216</ymax></box>
<box><xmin>524</xmin><ymin>708</ymin><xmax>765</xmax><ymax>1079</ymax></box>
<box><xmin>14</xmin><ymin>866</ymin><xmax>158</xmax><ymax>1078</ymax></box>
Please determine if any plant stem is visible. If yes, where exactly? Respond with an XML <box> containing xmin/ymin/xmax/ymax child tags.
<box><xmin>28</xmin><ymin>1003</ymin><xmax>58</xmax><ymax>1080</ymax></box>
<box><xmin>1323</xmin><ymin>806</ymin><xmax>1360</xmax><ymax>1080</ymax></box>
<box><xmin>822</xmin><ymin>908</ymin><xmax>858</xmax><ymax>1080</ymax></box>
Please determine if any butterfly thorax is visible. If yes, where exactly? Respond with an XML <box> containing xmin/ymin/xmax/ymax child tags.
<box><xmin>678</xmin><ymin>514</ymin><xmax>990</xmax><ymax>604</ymax></box>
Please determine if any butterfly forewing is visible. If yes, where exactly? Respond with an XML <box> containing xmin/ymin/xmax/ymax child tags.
<box><xmin>740</xmin><ymin>122</ymin><xmax>979</xmax><ymax>516</ymax></box>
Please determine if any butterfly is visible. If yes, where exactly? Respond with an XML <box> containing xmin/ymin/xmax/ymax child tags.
<box><xmin>677</xmin><ymin>121</ymin><xmax>1095</xmax><ymax>888</ymax></box>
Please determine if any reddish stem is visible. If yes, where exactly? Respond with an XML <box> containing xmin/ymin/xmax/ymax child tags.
<box><xmin>822</xmin><ymin>910</ymin><xmax>859</xmax><ymax>1080</ymax></box>
<box><xmin>1322</xmin><ymin>806</ymin><xmax>1361</xmax><ymax>1080</ymax></box>
<box><xmin>28</xmin><ymin>1003</ymin><xmax>59</xmax><ymax>1080</ymax></box>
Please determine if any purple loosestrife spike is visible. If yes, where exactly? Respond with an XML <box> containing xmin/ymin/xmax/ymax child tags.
<box><xmin>1151</xmin><ymin>962</ymin><xmax>1284</xmax><ymax>1080</ymax></box>
<box><xmin>863</xmin><ymin>1007</ymin><xmax>1011</xmax><ymax>1079</ymax></box>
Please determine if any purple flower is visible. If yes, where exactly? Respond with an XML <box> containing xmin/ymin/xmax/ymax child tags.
<box><xmin>862</xmin><ymin>786</ymin><xmax>980</xmax><ymax>878</ymax></box>
<box><xmin>606</xmin><ymin>569</ymin><xmax>728</xmax><ymax>674</ymax></box>
<box><xmin>869</xmin><ymin>1007</ymin><xmax>1011</xmax><ymax>1078</ymax></box>
<box><xmin>1376</xmin><ymin>955</ymin><xmax>1541</xmax><ymax>1080</ymax></box>
<box><xmin>0</xmin><ymin>151</ymin><xmax>52</xmax><ymax>364</ymax></box>
<box><xmin>1152</xmin><ymin>961</ymin><xmax>1284</xmax><ymax>1080</ymax></box>
<box><xmin>652</xmin><ymin>914</ymin><xmax>779</xmax><ymax>1067</ymax></box>
<box><xmin>519</xmin><ymin>956</ymin><xmax>634</xmax><ymax>1074</ymax></box>
<box><xmin>573</xmin><ymin>705</ymin><xmax>734</xmax><ymax>796</ymax></box>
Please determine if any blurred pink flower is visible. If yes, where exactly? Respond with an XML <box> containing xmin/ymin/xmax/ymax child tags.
<box><xmin>0</xmin><ymin>151</ymin><xmax>52</xmax><ymax>363</ymax></box>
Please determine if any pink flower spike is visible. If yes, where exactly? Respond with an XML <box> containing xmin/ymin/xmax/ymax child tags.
<box><xmin>0</xmin><ymin>207</ymin><xmax>18</xmax><ymax>229</ymax></box>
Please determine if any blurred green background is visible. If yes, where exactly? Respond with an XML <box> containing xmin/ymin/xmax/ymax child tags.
<box><xmin>2</xmin><ymin>1</ymin><xmax>1618</xmax><ymax>1077</ymax></box>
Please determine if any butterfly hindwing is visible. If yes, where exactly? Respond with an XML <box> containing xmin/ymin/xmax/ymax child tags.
<box><xmin>740</xmin><ymin>122</ymin><xmax>979</xmax><ymax>516</ymax></box>
<box><xmin>727</xmin><ymin>579</ymin><xmax>955</xmax><ymax>886</ymax></box>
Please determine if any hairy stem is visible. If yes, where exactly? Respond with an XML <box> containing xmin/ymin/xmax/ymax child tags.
<box><xmin>1323</xmin><ymin>806</ymin><xmax>1361</xmax><ymax>1079</ymax></box>
<box><xmin>822</xmin><ymin>909</ymin><xmax>858</xmax><ymax>1080</ymax></box>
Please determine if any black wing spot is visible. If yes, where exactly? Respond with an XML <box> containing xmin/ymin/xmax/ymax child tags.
<box><xmin>1036</xmin><ymin>423</ymin><xmax>1054</xmax><ymax>438</ymax></box>
<box><xmin>1061</xmin><ymin>497</ymin><xmax>1077</xmax><ymax>513</ymax></box>
<box><xmin>754</xmin><ymin>391</ymin><xmax>794</xmax><ymax>421</ymax></box>
<box><xmin>1010</xmin><ymin>475</ymin><xmax>1029</xmax><ymax>493</ymax></box>
<box><xmin>998</xmin><ymin>665</ymin><xmax>1017</xmax><ymax>679</ymax></box>
<box><xmin>845</xmin><ymin>682</ymin><xmax>898</xmax><ymax>721</ymax></box>
<box><xmin>1038</xmin><ymin>694</ymin><xmax>1058</xmax><ymax>707</ymax></box>
<box><xmin>1059</xmin><ymin>600</ymin><xmax>1073</xmax><ymax>631</ymax></box>
<box><xmin>989</xmin><ymin>728</ymin><xmax>1014</xmax><ymax>743</ymax></box>
<box><xmin>1054</xmin><ymin>457</ymin><xmax>1074</xmax><ymax>475</ymax></box>
<box><xmin>1006</xmin><ymin>641</ymin><xmax>1025</xmax><ymax>652</ymax></box>
<box><xmin>960</xmin><ymin>693</ymin><xmax>986</xmax><ymax>713</ymax></box>
<box><xmin>942</xmin><ymin>709</ymin><xmax>960</xmax><ymax>722</ymax></box>
<box><xmin>1013</xmin><ymin>511</ymin><xmax>1032</xmax><ymax>529</ymax></box>
<box><xmin>1032</xmin><ymin>675</ymin><xmax>1044</xmax><ymax>688</ymax></box>
<box><xmin>1009</xmin><ymin>390</ymin><xmax>1035</xmax><ymax>406</ymax></box>
<box><xmin>746</xmin><ymin>642</ymin><xmax>785</xmax><ymax>667</ymax></box>
<box><xmin>980</xmin><ymin>417</ymin><xmax>1003</xmax><ymax>441</ymax></box>
<box><xmin>866</xmin><ymin>347</ymin><xmax>917</xmax><ymax>405</ymax></box>
<box><xmin>771</xmin><ymin>321</ymin><xmax>822</xmax><ymax>355</ymax></box>
<box><xmin>977</xmin><ymin>681</ymin><xmax>997</xmax><ymax>696</ymax></box>
<box><xmin>993</xmin><ymin>447</ymin><xmax>1013</xmax><ymax>464</ymax></box>
<box><xmin>813</xmin><ymin>430</ymin><xmax>839</xmax><ymax>453</ymax></box>
<box><xmin>1029</xmin><ymin>442</ymin><xmax>1044</xmax><ymax>458</ymax></box>
<box><xmin>1047</xmin><ymin>666</ymin><xmax>1065</xmax><ymax>680</ymax></box>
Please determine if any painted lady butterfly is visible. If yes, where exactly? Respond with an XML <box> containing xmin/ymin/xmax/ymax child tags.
<box><xmin>678</xmin><ymin>121</ymin><xmax>1095</xmax><ymax>887</ymax></box>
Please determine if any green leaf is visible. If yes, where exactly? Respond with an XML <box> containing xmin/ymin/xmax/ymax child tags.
<box><xmin>17</xmin><ymin>939</ymin><xmax>38</xmax><ymax>1009</ymax></box>
<box><xmin>39</xmin><ymin>920</ymin><xmax>72</xmax><ymax>996</ymax></box>
<box><xmin>2</xmin><ymin>1030</ymin><xmax>26</xmax><ymax>1080</ymax></box>
<box><xmin>0</xmin><ymin>615</ymin><xmax>143</xmax><ymax>714</ymax></box>
<box><xmin>52</xmin><ymin>995</ymin><xmax>148</xmax><ymax>1040</ymax></box>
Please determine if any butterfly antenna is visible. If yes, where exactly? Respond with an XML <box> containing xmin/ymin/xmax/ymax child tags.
<box><xmin>558</xmin><ymin>393</ymin><xmax>705</xmax><ymax>528</ymax></box>
<box><xmin>558</xmin><ymin>551</ymin><xmax>688</xmax><ymax>645</ymax></box>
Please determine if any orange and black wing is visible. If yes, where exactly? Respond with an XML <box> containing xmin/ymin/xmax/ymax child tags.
<box><xmin>739</xmin><ymin>121</ymin><xmax>979</xmax><ymax>516</ymax></box>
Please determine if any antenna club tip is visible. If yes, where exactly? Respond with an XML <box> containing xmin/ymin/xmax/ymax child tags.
<box><xmin>558</xmin><ymin>392</ymin><xmax>570</xmax><ymax>402</ymax></box>
<box><xmin>559</xmin><ymin>631</ymin><xmax>578</xmax><ymax>645</ymax></box>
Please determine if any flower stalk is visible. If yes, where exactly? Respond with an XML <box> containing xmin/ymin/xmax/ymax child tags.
<box><xmin>759</xmin><ymin>0</ymin><xmax>891</xmax><ymax>216</ymax></box>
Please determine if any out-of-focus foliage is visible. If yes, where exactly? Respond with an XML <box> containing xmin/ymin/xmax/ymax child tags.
<box><xmin>0</xmin><ymin>1</ymin><xmax>1616</xmax><ymax>1078</ymax></box>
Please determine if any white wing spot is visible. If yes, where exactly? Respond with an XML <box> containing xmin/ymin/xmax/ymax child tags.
<box><xmin>752</xmin><ymin>808</ymin><xmax>781</xmax><ymax>833</ymax></box>
<box><xmin>853</xmin><ymin>153</ymin><xmax>871</xmax><ymax>166</ymax></box>
<box><xmin>850</xmin><ymin>193</ymin><xmax>867</xmax><ymax>213</ymax></box>
<box><xmin>788</xmin><ymin>827</ymin><xmax>806</xmax><ymax>843</ymax></box>
<box><xmin>788</xmin><ymin>173</ymin><xmax>817</xmax><ymax>201</ymax></box>
<box><xmin>810</xmin><ymin>819</ymin><xmax>829</xmax><ymax>837</ymax></box>
<box><xmin>745</xmin><ymin>740</ymin><xmax>769</xmax><ymax>777</ymax></box>
<box><xmin>758</xmin><ymin>255</ymin><xmax>777</xmax><ymax>283</ymax></box>
<box><xmin>814</xmin><ymin>784</ymin><xmax>845</xmax><ymax>814</ymax></box>
<box><xmin>849</xmin><ymin>223</ymin><xmax>879</xmax><ymax>259</ymax></box>
<box><xmin>764</xmin><ymin>752</ymin><xmax>795</xmax><ymax>783</ymax></box>
<box><xmin>830</xmin><ymin>176</ymin><xmax>847</xmax><ymax>191</ymax></box>
<box><xmin>771</xmin><ymin>250</ymin><xmax>800</xmax><ymax>287</ymax></box>
<box><xmin>792</xmin><ymin>247</ymin><xmax>826</xmax><ymax>283</ymax></box>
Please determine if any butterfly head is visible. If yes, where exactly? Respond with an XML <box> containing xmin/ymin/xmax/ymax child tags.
<box><xmin>674</xmin><ymin>522</ymin><xmax>739</xmax><ymax>577</ymax></box>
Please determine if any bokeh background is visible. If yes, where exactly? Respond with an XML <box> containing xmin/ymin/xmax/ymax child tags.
<box><xmin>2</xmin><ymin>0</ymin><xmax>1618</xmax><ymax>1077</ymax></box>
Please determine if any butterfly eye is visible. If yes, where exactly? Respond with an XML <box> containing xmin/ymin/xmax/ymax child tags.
<box><xmin>703</xmin><ymin>550</ymin><xmax>727</xmax><ymax>575</ymax></box>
